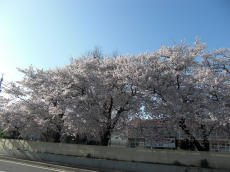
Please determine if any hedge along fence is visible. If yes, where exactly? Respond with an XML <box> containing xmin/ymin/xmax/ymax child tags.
<box><xmin>0</xmin><ymin>139</ymin><xmax>230</xmax><ymax>170</ymax></box>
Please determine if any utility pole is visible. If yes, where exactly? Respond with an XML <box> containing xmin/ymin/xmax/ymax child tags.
<box><xmin>0</xmin><ymin>74</ymin><xmax>3</xmax><ymax>93</ymax></box>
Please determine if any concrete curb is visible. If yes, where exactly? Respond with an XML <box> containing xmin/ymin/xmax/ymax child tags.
<box><xmin>0</xmin><ymin>150</ymin><xmax>227</xmax><ymax>172</ymax></box>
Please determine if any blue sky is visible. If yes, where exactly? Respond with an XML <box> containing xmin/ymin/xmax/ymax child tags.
<box><xmin>0</xmin><ymin>0</ymin><xmax>229</xmax><ymax>81</ymax></box>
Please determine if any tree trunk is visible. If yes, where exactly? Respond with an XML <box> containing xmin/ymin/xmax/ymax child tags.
<box><xmin>200</xmin><ymin>124</ymin><xmax>210</xmax><ymax>151</ymax></box>
<box><xmin>100</xmin><ymin>129</ymin><xmax>111</xmax><ymax>146</ymax></box>
<box><xmin>99</xmin><ymin>99</ymin><xmax>125</xmax><ymax>146</ymax></box>
<box><xmin>179</xmin><ymin>118</ymin><xmax>209</xmax><ymax>151</ymax></box>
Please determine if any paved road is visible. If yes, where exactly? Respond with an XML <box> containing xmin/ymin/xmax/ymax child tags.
<box><xmin>0</xmin><ymin>158</ymin><xmax>97</xmax><ymax>172</ymax></box>
<box><xmin>0</xmin><ymin>159</ymin><xmax>59</xmax><ymax>172</ymax></box>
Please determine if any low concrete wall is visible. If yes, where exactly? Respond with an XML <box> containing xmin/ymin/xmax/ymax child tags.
<box><xmin>0</xmin><ymin>139</ymin><xmax>229</xmax><ymax>171</ymax></box>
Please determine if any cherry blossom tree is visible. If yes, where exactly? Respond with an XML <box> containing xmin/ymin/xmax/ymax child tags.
<box><xmin>1</xmin><ymin>67</ymin><xmax>64</xmax><ymax>141</ymax></box>
<box><xmin>124</xmin><ymin>40</ymin><xmax>230</xmax><ymax>151</ymax></box>
<box><xmin>1</xmin><ymin>40</ymin><xmax>229</xmax><ymax>150</ymax></box>
<box><xmin>61</xmin><ymin>57</ymin><xmax>141</xmax><ymax>145</ymax></box>
<box><xmin>3</xmin><ymin>57</ymin><xmax>141</xmax><ymax>145</ymax></box>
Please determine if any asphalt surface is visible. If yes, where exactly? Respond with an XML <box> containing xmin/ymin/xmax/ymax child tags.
<box><xmin>0</xmin><ymin>156</ymin><xmax>97</xmax><ymax>172</ymax></box>
<box><xmin>0</xmin><ymin>159</ymin><xmax>59</xmax><ymax>172</ymax></box>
